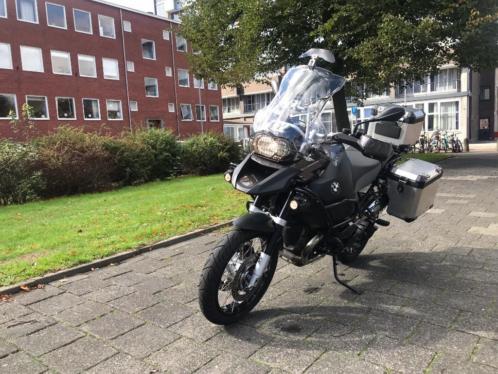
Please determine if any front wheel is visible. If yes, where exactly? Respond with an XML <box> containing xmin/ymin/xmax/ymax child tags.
<box><xmin>198</xmin><ymin>230</ymin><xmax>278</xmax><ymax>325</ymax></box>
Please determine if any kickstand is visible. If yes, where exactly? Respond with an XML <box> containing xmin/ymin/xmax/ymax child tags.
<box><xmin>332</xmin><ymin>255</ymin><xmax>362</xmax><ymax>295</ymax></box>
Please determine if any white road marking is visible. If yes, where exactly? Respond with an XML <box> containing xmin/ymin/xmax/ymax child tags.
<box><xmin>442</xmin><ymin>176</ymin><xmax>498</xmax><ymax>181</ymax></box>
<box><xmin>426</xmin><ymin>208</ymin><xmax>445</xmax><ymax>214</ymax></box>
<box><xmin>469</xmin><ymin>211</ymin><xmax>498</xmax><ymax>218</ymax></box>
<box><xmin>446</xmin><ymin>200</ymin><xmax>469</xmax><ymax>204</ymax></box>
<box><xmin>437</xmin><ymin>193</ymin><xmax>476</xmax><ymax>199</ymax></box>
<box><xmin>469</xmin><ymin>224</ymin><xmax>498</xmax><ymax>237</ymax></box>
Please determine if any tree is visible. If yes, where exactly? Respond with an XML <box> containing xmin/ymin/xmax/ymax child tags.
<box><xmin>181</xmin><ymin>0</ymin><xmax>498</xmax><ymax>130</ymax></box>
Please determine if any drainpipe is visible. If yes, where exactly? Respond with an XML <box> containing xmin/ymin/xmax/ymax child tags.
<box><xmin>170</xmin><ymin>27</ymin><xmax>181</xmax><ymax>136</ymax></box>
<box><xmin>198</xmin><ymin>83</ymin><xmax>204</xmax><ymax>133</ymax></box>
<box><xmin>119</xmin><ymin>9</ymin><xmax>133</xmax><ymax>132</ymax></box>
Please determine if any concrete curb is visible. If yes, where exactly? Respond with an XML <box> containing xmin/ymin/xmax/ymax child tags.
<box><xmin>0</xmin><ymin>220</ymin><xmax>232</xmax><ymax>296</ymax></box>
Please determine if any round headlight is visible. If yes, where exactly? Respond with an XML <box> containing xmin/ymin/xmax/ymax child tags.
<box><xmin>253</xmin><ymin>134</ymin><xmax>294</xmax><ymax>161</ymax></box>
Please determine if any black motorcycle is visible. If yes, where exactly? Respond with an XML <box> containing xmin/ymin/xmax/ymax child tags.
<box><xmin>199</xmin><ymin>49</ymin><xmax>443</xmax><ymax>325</ymax></box>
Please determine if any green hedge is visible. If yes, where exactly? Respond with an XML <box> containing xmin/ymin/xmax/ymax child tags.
<box><xmin>0</xmin><ymin>127</ymin><xmax>240</xmax><ymax>205</ymax></box>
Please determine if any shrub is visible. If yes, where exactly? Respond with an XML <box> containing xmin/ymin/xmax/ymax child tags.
<box><xmin>34</xmin><ymin>127</ymin><xmax>115</xmax><ymax>197</ymax></box>
<box><xmin>181</xmin><ymin>133</ymin><xmax>241</xmax><ymax>175</ymax></box>
<box><xmin>105</xmin><ymin>129</ymin><xmax>181</xmax><ymax>185</ymax></box>
<box><xmin>0</xmin><ymin>141</ymin><xmax>44</xmax><ymax>205</ymax></box>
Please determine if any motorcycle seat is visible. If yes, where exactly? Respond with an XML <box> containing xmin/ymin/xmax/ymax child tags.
<box><xmin>359</xmin><ymin>135</ymin><xmax>394</xmax><ymax>161</ymax></box>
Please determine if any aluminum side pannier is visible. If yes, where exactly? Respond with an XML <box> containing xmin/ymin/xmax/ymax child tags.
<box><xmin>387</xmin><ymin>158</ymin><xmax>443</xmax><ymax>221</ymax></box>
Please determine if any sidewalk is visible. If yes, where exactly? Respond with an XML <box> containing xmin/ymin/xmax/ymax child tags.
<box><xmin>0</xmin><ymin>152</ymin><xmax>497</xmax><ymax>373</ymax></box>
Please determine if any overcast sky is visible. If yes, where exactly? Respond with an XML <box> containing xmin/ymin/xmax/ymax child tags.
<box><xmin>104</xmin><ymin>0</ymin><xmax>156</xmax><ymax>13</ymax></box>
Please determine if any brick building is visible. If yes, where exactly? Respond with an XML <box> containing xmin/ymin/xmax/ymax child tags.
<box><xmin>0</xmin><ymin>0</ymin><xmax>223</xmax><ymax>138</ymax></box>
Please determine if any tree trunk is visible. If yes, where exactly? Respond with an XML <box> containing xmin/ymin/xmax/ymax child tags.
<box><xmin>332</xmin><ymin>87</ymin><xmax>350</xmax><ymax>132</ymax></box>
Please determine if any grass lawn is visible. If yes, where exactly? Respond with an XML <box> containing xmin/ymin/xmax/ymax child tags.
<box><xmin>0</xmin><ymin>175</ymin><xmax>247</xmax><ymax>286</ymax></box>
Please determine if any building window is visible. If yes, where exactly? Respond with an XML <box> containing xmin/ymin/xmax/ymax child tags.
<box><xmin>168</xmin><ymin>103</ymin><xmax>175</xmax><ymax>113</ymax></box>
<box><xmin>51</xmin><ymin>50</ymin><xmax>72</xmax><ymax>75</ymax></box>
<box><xmin>0</xmin><ymin>43</ymin><xmax>12</xmax><ymax>70</ymax></box>
<box><xmin>180</xmin><ymin>104</ymin><xmax>192</xmax><ymax>121</ymax></box>
<box><xmin>144</xmin><ymin>77</ymin><xmax>159</xmax><ymax>97</ymax></box>
<box><xmin>430</xmin><ymin>68</ymin><xmax>459</xmax><ymax>92</ymax></box>
<box><xmin>16</xmin><ymin>0</ymin><xmax>38</xmax><ymax>23</ymax></box>
<box><xmin>208</xmin><ymin>80</ymin><xmax>218</xmax><ymax>90</ymax></box>
<box><xmin>46</xmin><ymin>2</ymin><xmax>66</xmax><ymax>29</ymax></box>
<box><xmin>209</xmin><ymin>105</ymin><xmax>219</xmax><ymax>121</ymax></box>
<box><xmin>56</xmin><ymin>97</ymin><xmax>75</xmax><ymax>119</ymax></box>
<box><xmin>26</xmin><ymin>95</ymin><xmax>49</xmax><ymax>119</ymax></box>
<box><xmin>106</xmin><ymin>99</ymin><xmax>122</xmax><ymax>120</ymax></box>
<box><xmin>0</xmin><ymin>94</ymin><xmax>17</xmax><ymax>119</ymax></box>
<box><xmin>122</xmin><ymin>20</ymin><xmax>131</xmax><ymax>32</ymax></box>
<box><xmin>141</xmin><ymin>40</ymin><xmax>156</xmax><ymax>60</ymax></box>
<box><xmin>176</xmin><ymin>34</ymin><xmax>187</xmax><ymax>52</ymax></box>
<box><xmin>98</xmin><ymin>14</ymin><xmax>115</xmax><ymax>38</ymax></box>
<box><xmin>196</xmin><ymin>104</ymin><xmax>206</xmax><ymax>121</ymax></box>
<box><xmin>102</xmin><ymin>58</ymin><xmax>119</xmax><ymax>80</ymax></box>
<box><xmin>222</xmin><ymin>97</ymin><xmax>240</xmax><ymax>114</ymax></box>
<box><xmin>193</xmin><ymin>76</ymin><xmax>204</xmax><ymax>89</ymax></box>
<box><xmin>73</xmin><ymin>9</ymin><xmax>92</xmax><ymax>34</ymax></box>
<box><xmin>162</xmin><ymin>30</ymin><xmax>170</xmax><ymax>40</ymax></box>
<box><xmin>20</xmin><ymin>46</ymin><xmax>43</xmax><ymax>72</ymax></box>
<box><xmin>427</xmin><ymin>102</ymin><xmax>438</xmax><ymax>131</ymax></box>
<box><xmin>83</xmin><ymin>98</ymin><xmax>100</xmax><ymax>120</ymax></box>
<box><xmin>165</xmin><ymin>66</ymin><xmax>172</xmax><ymax>77</ymax></box>
<box><xmin>178</xmin><ymin>69</ymin><xmax>189</xmax><ymax>87</ymax></box>
<box><xmin>126</xmin><ymin>61</ymin><xmax>134</xmax><ymax>72</ymax></box>
<box><xmin>480</xmin><ymin>86</ymin><xmax>490</xmax><ymax>101</ymax></box>
<box><xmin>243</xmin><ymin>93</ymin><xmax>274</xmax><ymax>113</ymax></box>
<box><xmin>129</xmin><ymin>100</ymin><xmax>138</xmax><ymax>112</ymax></box>
<box><xmin>439</xmin><ymin>101</ymin><xmax>459</xmax><ymax>130</ymax></box>
<box><xmin>78</xmin><ymin>54</ymin><xmax>96</xmax><ymax>78</ymax></box>
<box><xmin>147</xmin><ymin>119</ymin><xmax>163</xmax><ymax>129</ymax></box>
<box><xmin>0</xmin><ymin>0</ymin><xmax>6</xmax><ymax>18</ymax></box>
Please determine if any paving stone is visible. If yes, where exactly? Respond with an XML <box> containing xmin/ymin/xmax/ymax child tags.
<box><xmin>168</xmin><ymin>313</ymin><xmax>222</xmax><ymax>343</ymax></box>
<box><xmin>473</xmin><ymin>337</ymin><xmax>498</xmax><ymax>369</ymax></box>
<box><xmin>84</xmin><ymin>284</ymin><xmax>135</xmax><ymax>303</ymax></box>
<box><xmin>122</xmin><ymin>258</ymin><xmax>168</xmax><ymax>274</ymax></box>
<box><xmin>60</xmin><ymin>276</ymin><xmax>111</xmax><ymax>296</ymax></box>
<box><xmin>137</xmin><ymin>301</ymin><xmax>194</xmax><ymax>328</ymax></box>
<box><xmin>196</xmin><ymin>353</ymin><xmax>270</xmax><ymax>374</ymax></box>
<box><xmin>14</xmin><ymin>285</ymin><xmax>64</xmax><ymax>305</ymax></box>
<box><xmin>430</xmin><ymin>352</ymin><xmax>497</xmax><ymax>374</ymax></box>
<box><xmin>109</xmin><ymin>291</ymin><xmax>160</xmax><ymax>313</ymax></box>
<box><xmin>454</xmin><ymin>312</ymin><xmax>498</xmax><ymax>341</ymax></box>
<box><xmin>0</xmin><ymin>313</ymin><xmax>56</xmax><ymax>339</ymax></box>
<box><xmin>86</xmin><ymin>353</ymin><xmax>157</xmax><ymax>374</ymax></box>
<box><xmin>112</xmin><ymin>323</ymin><xmax>179</xmax><ymax>359</ymax></box>
<box><xmin>362</xmin><ymin>310</ymin><xmax>419</xmax><ymax>341</ymax></box>
<box><xmin>82</xmin><ymin>310</ymin><xmax>144</xmax><ymax>339</ymax></box>
<box><xmin>398</xmin><ymin>299</ymin><xmax>461</xmax><ymax>327</ymax></box>
<box><xmin>306</xmin><ymin>351</ymin><xmax>384</xmax><ymax>374</ymax></box>
<box><xmin>130</xmin><ymin>276</ymin><xmax>177</xmax><ymax>295</ymax></box>
<box><xmin>107</xmin><ymin>271</ymin><xmax>150</xmax><ymax>287</ymax></box>
<box><xmin>156</xmin><ymin>281</ymin><xmax>198</xmax><ymax>304</ymax></box>
<box><xmin>146</xmin><ymin>337</ymin><xmax>219</xmax><ymax>373</ymax></box>
<box><xmin>13</xmin><ymin>323</ymin><xmax>84</xmax><ymax>356</ymax></box>
<box><xmin>40</xmin><ymin>336</ymin><xmax>117</xmax><ymax>374</ymax></box>
<box><xmin>54</xmin><ymin>299</ymin><xmax>113</xmax><ymax>326</ymax></box>
<box><xmin>0</xmin><ymin>340</ymin><xmax>18</xmax><ymax>359</ymax></box>
<box><xmin>29</xmin><ymin>292</ymin><xmax>84</xmax><ymax>315</ymax></box>
<box><xmin>206</xmin><ymin>324</ymin><xmax>272</xmax><ymax>358</ymax></box>
<box><xmin>0</xmin><ymin>301</ymin><xmax>31</xmax><ymax>324</ymax></box>
<box><xmin>362</xmin><ymin>335</ymin><xmax>435</xmax><ymax>374</ymax></box>
<box><xmin>0</xmin><ymin>351</ymin><xmax>47</xmax><ymax>374</ymax></box>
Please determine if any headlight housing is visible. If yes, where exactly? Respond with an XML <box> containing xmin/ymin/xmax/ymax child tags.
<box><xmin>252</xmin><ymin>133</ymin><xmax>296</xmax><ymax>162</ymax></box>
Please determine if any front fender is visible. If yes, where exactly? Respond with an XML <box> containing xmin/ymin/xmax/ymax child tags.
<box><xmin>233</xmin><ymin>213</ymin><xmax>275</xmax><ymax>233</ymax></box>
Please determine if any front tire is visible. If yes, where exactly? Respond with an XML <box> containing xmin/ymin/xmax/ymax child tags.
<box><xmin>198</xmin><ymin>230</ymin><xmax>278</xmax><ymax>325</ymax></box>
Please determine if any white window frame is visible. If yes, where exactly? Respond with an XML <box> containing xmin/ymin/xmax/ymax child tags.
<box><xmin>102</xmin><ymin>57</ymin><xmax>119</xmax><ymax>80</ymax></box>
<box><xmin>175</xmin><ymin>34</ymin><xmax>187</xmax><ymax>52</ymax></box>
<box><xmin>98</xmin><ymin>14</ymin><xmax>115</xmax><ymax>39</ymax></box>
<box><xmin>195</xmin><ymin>104</ymin><xmax>206</xmax><ymax>121</ymax></box>
<box><xmin>73</xmin><ymin>8</ymin><xmax>92</xmax><ymax>34</ymax></box>
<box><xmin>168</xmin><ymin>103</ymin><xmax>175</xmax><ymax>113</ymax></box>
<box><xmin>0</xmin><ymin>93</ymin><xmax>18</xmax><ymax>119</ymax></box>
<box><xmin>20</xmin><ymin>45</ymin><xmax>44</xmax><ymax>73</ymax></box>
<box><xmin>208</xmin><ymin>80</ymin><xmax>218</xmax><ymax>90</ymax></box>
<box><xmin>106</xmin><ymin>99</ymin><xmax>123</xmax><ymax>120</ymax></box>
<box><xmin>209</xmin><ymin>105</ymin><xmax>220</xmax><ymax>122</ymax></box>
<box><xmin>178</xmin><ymin>69</ymin><xmax>189</xmax><ymax>87</ymax></box>
<box><xmin>141</xmin><ymin>39</ymin><xmax>156</xmax><ymax>60</ymax></box>
<box><xmin>82</xmin><ymin>98</ymin><xmax>100</xmax><ymax>120</ymax></box>
<box><xmin>0</xmin><ymin>0</ymin><xmax>7</xmax><ymax>18</ymax></box>
<box><xmin>129</xmin><ymin>100</ymin><xmax>138</xmax><ymax>112</ymax></box>
<box><xmin>162</xmin><ymin>30</ymin><xmax>170</xmax><ymax>40</ymax></box>
<box><xmin>122</xmin><ymin>20</ymin><xmax>131</xmax><ymax>32</ymax></box>
<box><xmin>0</xmin><ymin>43</ymin><xmax>13</xmax><ymax>70</ymax></box>
<box><xmin>165</xmin><ymin>66</ymin><xmax>172</xmax><ymax>77</ymax></box>
<box><xmin>77</xmin><ymin>54</ymin><xmax>97</xmax><ymax>78</ymax></box>
<box><xmin>50</xmin><ymin>50</ymin><xmax>72</xmax><ymax>76</ymax></box>
<box><xmin>144</xmin><ymin>77</ymin><xmax>159</xmax><ymax>98</ymax></box>
<box><xmin>25</xmin><ymin>95</ymin><xmax>49</xmax><ymax>120</ymax></box>
<box><xmin>193</xmin><ymin>76</ymin><xmax>204</xmax><ymax>89</ymax></box>
<box><xmin>126</xmin><ymin>60</ymin><xmax>135</xmax><ymax>72</ymax></box>
<box><xmin>16</xmin><ymin>0</ymin><xmax>39</xmax><ymax>24</ymax></box>
<box><xmin>55</xmin><ymin>96</ymin><xmax>76</xmax><ymax>120</ymax></box>
<box><xmin>180</xmin><ymin>103</ymin><xmax>192</xmax><ymax>121</ymax></box>
<box><xmin>45</xmin><ymin>2</ymin><xmax>67</xmax><ymax>30</ymax></box>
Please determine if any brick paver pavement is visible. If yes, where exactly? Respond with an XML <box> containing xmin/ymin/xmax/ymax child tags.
<box><xmin>1</xmin><ymin>152</ymin><xmax>498</xmax><ymax>373</ymax></box>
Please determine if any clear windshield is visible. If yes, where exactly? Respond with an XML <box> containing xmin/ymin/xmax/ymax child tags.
<box><xmin>253</xmin><ymin>65</ymin><xmax>346</xmax><ymax>150</ymax></box>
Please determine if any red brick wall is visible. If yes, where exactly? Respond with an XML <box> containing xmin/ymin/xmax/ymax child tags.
<box><xmin>0</xmin><ymin>0</ymin><xmax>223</xmax><ymax>139</ymax></box>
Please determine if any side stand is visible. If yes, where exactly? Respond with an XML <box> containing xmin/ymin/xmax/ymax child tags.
<box><xmin>332</xmin><ymin>255</ymin><xmax>362</xmax><ymax>295</ymax></box>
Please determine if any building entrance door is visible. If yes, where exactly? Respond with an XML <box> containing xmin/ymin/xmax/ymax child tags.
<box><xmin>478</xmin><ymin>118</ymin><xmax>492</xmax><ymax>140</ymax></box>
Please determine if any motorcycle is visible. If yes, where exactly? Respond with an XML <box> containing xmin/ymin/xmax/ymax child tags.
<box><xmin>199</xmin><ymin>49</ymin><xmax>443</xmax><ymax>325</ymax></box>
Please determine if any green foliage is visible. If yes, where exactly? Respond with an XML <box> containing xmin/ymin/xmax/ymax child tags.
<box><xmin>34</xmin><ymin>127</ymin><xmax>116</xmax><ymax>197</ymax></box>
<box><xmin>181</xmin><ymin>0</ymin><xmax>498</xmax><ymax>91</ymax></box>
<box><xmin>182</xmin><ymin>133</ymin><xmax>241</xmax><ymax>175</ymax></box>
<box><xmin>0</xmin><ymin>141</ymin><xmax>44</xmax><ymax>205</ymax></box>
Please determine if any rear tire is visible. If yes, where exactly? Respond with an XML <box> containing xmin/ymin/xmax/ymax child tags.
<box><xmin>198</xmin><ymin>230</ymin><xmax>278</xmax><ymax>325</ymax></box>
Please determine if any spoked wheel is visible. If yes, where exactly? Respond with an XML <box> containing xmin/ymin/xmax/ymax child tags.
<box><xmin>199</xmin><ymin>230</ymin><xmax>278</xmax><ymax>325</ymax></box>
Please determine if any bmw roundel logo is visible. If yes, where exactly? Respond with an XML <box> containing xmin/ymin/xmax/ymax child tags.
<box><xmin>331</xmin><ymin>181</ymin><xmax>340</xmax><ymax>193</ymax></box>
